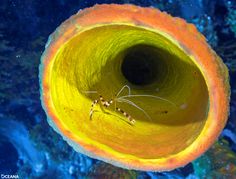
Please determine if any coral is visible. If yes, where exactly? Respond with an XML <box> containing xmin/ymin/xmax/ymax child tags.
<box><xmin>192</xmin><ymin>139</ymin><xmax>236</xmax><ymax>178</ymax></box>
<box><xmin>29</xmin><ymin>121</ymin><xmax>95</xmax><ymax>177</ymax></box>
<box><xmin>0</xmin><ymin>0</ymin><xmax>235</xmax><ymax>178</ymax></box>
<box><xmin>227</xmin><ymin>1</ymin><xmax>236</xmax><ymax>38</ymax></box>
<box><xmin>86</xmin><ymin>161</ymin><xmax>139</xmax><ymax>178</ymax></box>
<box><xmin>146</xmin><ymin>163</ymin><xmax>194</xmax><ymax>178</ymax></box>
<box><xmin>190</xmin><ymin>15</ymin><xmax>218</xmax><ymax>47</ymax></box>
<box><xmin>216</xmin><ymin>40</ymin><xmax>236</xmax><ymax>72</ymax></box>
<box><xmin>0</xmin><ymin>116</ymin><xmax>94</xmax><ymax>178</ymax></box>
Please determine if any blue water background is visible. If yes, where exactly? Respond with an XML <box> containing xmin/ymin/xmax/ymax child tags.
<box><xmin>0</xmin><ymin>0</ymin><xmax>236</xmax><ymax>178</ymax></box>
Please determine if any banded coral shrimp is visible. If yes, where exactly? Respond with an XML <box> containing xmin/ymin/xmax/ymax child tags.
<box><xmin>84</xmin><ymin>85</ymin><xmax>176</xmax><ymax>125</ymax></box>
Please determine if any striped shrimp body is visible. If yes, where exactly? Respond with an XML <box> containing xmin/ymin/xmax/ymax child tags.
<box><xmin>89</xmin><ymin>95</ymin><xmax>135</xmax><ymax>125</ymax></box>
<box><xmin>87</xmin><ymin>85</ymin><xmax>176</xmax><ymax>125</ymax></box>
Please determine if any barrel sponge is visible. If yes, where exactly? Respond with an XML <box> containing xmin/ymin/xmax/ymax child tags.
<box><xmin>39</xmin><ymin>4</ymin><xmax>230</xmax><ymax>171</ymax></box>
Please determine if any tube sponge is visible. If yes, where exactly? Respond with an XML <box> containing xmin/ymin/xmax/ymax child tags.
<box><xmin>39</xmin><ymin>4</ymin><xmax>230</xmax><ymax>171</ymax></box>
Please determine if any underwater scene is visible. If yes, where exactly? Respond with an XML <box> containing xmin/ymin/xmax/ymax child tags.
<box><xmin>1</xmin><ymin>0</ymin><xmax>236</xmax><ymax>178</ymax></box>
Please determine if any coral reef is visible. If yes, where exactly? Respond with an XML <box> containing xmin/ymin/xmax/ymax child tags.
<box><xmin>216</xmin><ymin>40</ymin><xmax>236</xmax><ymax>72</ymax></box>
<box><xmin>190</xmin><ymin>15</ymin><xmax>218</xmax><ymax>47</ymax></box>
<box><xmin>0</xmin><ymin>0</ymin><xmax>235</xmax><ymax>178</ymax></box>
<box><xmin>86</xmin><ymin>162</ymin><xmax>139</xmax><ymax>178</ymax></box>
<box><xmin>192</xmin><ymin>139</ymin><xmax>236</xmax><ymax>178</ymax></box>
<box><xmin>0</xmin><ymin>116</ymin><xmax>94</xmax><ymax>178</ymax></box>
<box><xmin>227</xmin><ymin>1</ymin><xmax>236</xmax><ymax>37</ymax></box>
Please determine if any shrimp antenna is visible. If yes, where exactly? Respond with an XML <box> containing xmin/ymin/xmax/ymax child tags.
<box><xmin>116</xmin><ymin>85</ymin><xmax>131</xmax><ymax>98</ymax></box>
<box><xmin>118</xmin><ymin>94</ymin><xmax>176</xmax><ymax>107</ymax></box>
<box><xmin>116</xmin><ymin>98</ymin><xmax>152</xmax><ymax>121</ymax></box>
<box><xmin>115</xmin><ymin>85</ymin><xmax>131</xmax><ymax>110</ymax></box>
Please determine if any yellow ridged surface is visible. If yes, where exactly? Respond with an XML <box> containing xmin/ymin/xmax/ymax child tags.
<box><xmin>40</xmin><ymin>4</ymin><xmax>230</xmax><ymax>171</ymax></box>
